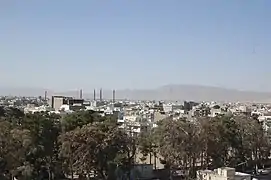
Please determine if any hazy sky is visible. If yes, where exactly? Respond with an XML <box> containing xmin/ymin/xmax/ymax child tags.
<box><xmin>0</xmin><ymin>0</ymin><xmax>270</xmax><ymax>91</ymax></box>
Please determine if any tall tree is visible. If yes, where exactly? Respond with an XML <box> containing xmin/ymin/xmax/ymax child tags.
<box><xmin>20</xmin><ymin>112</ymin><xmax>62</xmax><ymax>179</ymax></box>
<box><xmin>0</xmin><ymin>120</ymin><xmax>32</xmax><ymax>179</ymax></box>
<box><xmin>59</xmin><ymin>113</ymin><xmax>135</xmax><ymax>180</ymax></box>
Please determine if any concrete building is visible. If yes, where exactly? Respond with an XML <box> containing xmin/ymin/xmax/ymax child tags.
<box><xmin>51</xmin><ymin>96</ymin><xmax>66</xmax><ymax>111</ymax></box>
<box><xmin>51</xmin><ymin>96</ymin><xmax>86</xmax><ymax>111</ymax></box>
<box><xmin>196</xmin><ymin>167</ymin><xmax>251</xmax><ymax>180</ymax></box>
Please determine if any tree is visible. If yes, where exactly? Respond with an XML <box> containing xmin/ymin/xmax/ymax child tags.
<box><xmin>0</xmin><ymin>120</ymin><xmax>32</xmax><ymax>179</ymax></box>
<box><xmin>20</xmin><ymin>112</ymin><xmax>62</xmax><ymax>179</ymax></box>
<box><xmin>152</xmin><ymin>114</ymin><xmax>271</xmax><ymax>178</ymax></box>
<box><xmin>61</xmin><ymin>110</ymin><xmax>101</xmax><ymax>132</ymax></box>
<box><xmin>59</xmin><ymin>113</ymin><xmax>135</xmax><ymax>180</ymax></box>
<box><xmin>138</xmin><ymin>130</ymin><xmax>155</xmax><ymax>164</ymax></box>
<box><xmin>234</xmin><ymin>115</ymin><xmax>271</xmax><ymax>171</ymax></box>
<box><xmin>153</xmin><ymin>117</ymin><xmax>201</xmax><ymax>178</ymax></box>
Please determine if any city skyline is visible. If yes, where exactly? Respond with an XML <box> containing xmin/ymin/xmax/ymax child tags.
<box><xmin>2</xmin><ymin>84</ymin><xmax>271</xmax><ymax>103</ymax></box>
<box><xmin>1</xmin><ymin>0</ymin><xmax>271</xmax><ymax>91</ymax></box>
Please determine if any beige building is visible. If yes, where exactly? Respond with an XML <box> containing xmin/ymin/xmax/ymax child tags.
<box><xmin>196</xmin><ymin>167</ymin><xmax>251</xmax><ymax>180</ymax></box>
<box><xmin>51</xmin><ymin>96</ymin><xmax>66</xmax><ymax>111</ymax></box>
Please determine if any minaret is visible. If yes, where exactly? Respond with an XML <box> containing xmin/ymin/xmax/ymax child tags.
<box><xmin>100</xmin><ymin>88</ymin><xmax>102</xmax><ymax>101</ymax></box>
<box><xmin>79</xmin><ymin>89</ymin><xmax>83</xmax><ymax>99</ymax></box>
<box><xmin>113</xmin><ymin>89</ymin><xmax>115</xmax><ymax>103</ymax></box>
<box><xmin>93</xmin><ymin>89</ymin><xmax>96</xmax><ymax>101</ymax></box>
<box><xmin>44</xmin><ymin>91</ymin><xmax>47</xmax><ymax>100</ymax></box>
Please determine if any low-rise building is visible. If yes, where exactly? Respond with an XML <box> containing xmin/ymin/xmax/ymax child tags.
<box><xmin>196</xmin><ymin>167</ymin><xmax>251</xmax><ymax>180</ymax></box>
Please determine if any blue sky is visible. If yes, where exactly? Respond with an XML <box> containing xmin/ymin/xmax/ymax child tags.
<box><xmin>0</xmin><ymin>0</ymin><xmax>270</xmax><ymax>91</ymax></box>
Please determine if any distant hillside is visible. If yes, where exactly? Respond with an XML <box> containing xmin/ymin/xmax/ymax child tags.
<box><xmin>0</xmin><ymin>87</ymin><xmax>52</xmax><ymax>97</ymax></box>
<box><xmin>102</xmin><ymin>85</ymin><xmax>271</xmax><ymax>102</ymax></box>
<box><xmin>1</xmin><ymin>85</ymin><xmax>271</xmax><ymax>102</ymax></box>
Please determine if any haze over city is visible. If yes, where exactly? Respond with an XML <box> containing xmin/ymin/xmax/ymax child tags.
<box><xmin>1</xmin><ymin>0</ymin><xmax>271</xmax><ymax>92</ymax></box>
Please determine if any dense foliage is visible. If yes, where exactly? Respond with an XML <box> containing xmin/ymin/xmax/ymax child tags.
<box><xmin>0</xmin><ymin>108</ymin><xmax>135</xmax><ymax>180</ymax></box>
<box><xmin>0</xmin><ymin>106</ymin><xmax>270</xmax><ymax>180</ymax></box>
<box><xmin>142</xmin><ymin>114</ymin><xmax>271</xmax><ymax>178</ymax></box>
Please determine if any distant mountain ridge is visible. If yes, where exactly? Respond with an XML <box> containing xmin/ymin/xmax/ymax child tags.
<box><xmin>1</xmin><ymin>85</ymin><xmax>271</xmax><ymax>102</ymax></box>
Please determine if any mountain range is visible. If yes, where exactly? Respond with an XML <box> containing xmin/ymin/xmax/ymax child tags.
<box><xmin>1</xmin><ymin>85</ymin><xmax>271</xmax><ymax>103</ymax></box>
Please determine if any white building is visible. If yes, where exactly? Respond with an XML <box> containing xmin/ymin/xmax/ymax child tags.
<box><xmin>258</xmin><ymin>114</ymin><xmax>271</xmax><ymax>133</ymax></box>
<box><xmin>196</xmin><ymin>167</ymin><xmax>251</xmax><ymax>180</ymax></box>
<box><xmin>163</xmin><ymin>104</ymin><xmax>172</xmax><ymax>113</ymax></box>
<box><xmin>24</xmin><ymin>104</ymin><xmax>51</xmax><ymax>114</ymax></box>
